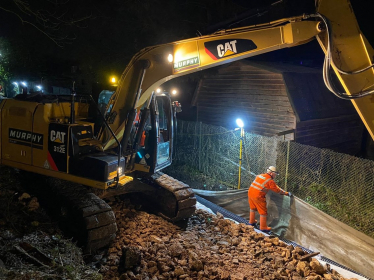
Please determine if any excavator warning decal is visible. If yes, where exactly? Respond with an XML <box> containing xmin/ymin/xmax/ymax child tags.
<box><xmin>47</xmin><ymin>152</ymin><xmax>58</xmax><ymax>171</ymax></box>
<box><xmin>204</xmin><ymin>39</ymin><xmax>257</xmax><ymax>60</ymax></box>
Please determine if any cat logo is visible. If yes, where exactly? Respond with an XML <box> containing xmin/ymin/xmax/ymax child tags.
<box><xmin>204</xmin><ymin>39</ymin><xmax>257</xmax><ymax>60</ymax></box>
<box><xmin>50</xmin><ymin>130</ymin><xmax>66</xmax><ymax>144</ymax></box>
<box><xmin>217</xmin><ymin>40</ymin><xmax>238</xmax><ymax>58</ymax></box>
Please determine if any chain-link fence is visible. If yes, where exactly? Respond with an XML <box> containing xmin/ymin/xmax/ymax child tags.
<box><xmin>166</xmin><ymin>120</ymin><xmax>374</xmax><ymax>238</ymax></box>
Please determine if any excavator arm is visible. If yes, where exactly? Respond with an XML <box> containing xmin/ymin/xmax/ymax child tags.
<box><xmin>316</xmin><ymin>0</ymin><xmax>374</xmax><ymax>139</ymax></box>
<box><xmin>100</xmin><ymin>0</ymin><xmax>374</xmax><ymax>150</ymax></box>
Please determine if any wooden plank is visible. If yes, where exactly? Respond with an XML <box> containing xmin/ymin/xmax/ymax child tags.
<box><xmin>204</xmin><ymin>76</ymin><xmax>284</xmax><ymax>81</ymax></box>
<box><xmin>197</xmin><ymin>110</ymin><xmax>295</xmax><ymax>123</ymax></box>
<box><xmin>198</xmin><ymin>98</ymin><xmax>292</xmax><ymax>106</ymax></box>
<box><xmin>199</xmin><ymin>88</ymin><xmax>288</xmax><ymax>95</ymax></box>
<box><xmin>198</xmin><ymin>113</ymin><xmax>295</xmax><ymax>130</ymax></box>
<box><xmin>296</xmin><ymin>127</ymin><xmax>363</xmax><ymax>142</ymax></box>
<box><xmin>197</xmin><ymin>106</ymin><xmax>294</xmax><ymax>116</ymax></box>
<box><xmin>198</xmin><ymin>115</ymin><xmax>296</xmax><ymax>127</ymax></box>
<box><xmin>200</xmin><ymin>83</ymin><xmax>286</xmax><ymax>91</ymax></box>
<box><xmin>296</xmin><ymin>125</ymin><xmax>363</xmax><ymax>139</ymax></box>
<box><xmin>197</xmin><ymin>95</ymin><xmax>290</xmax><ymax>101</ymax></box>
<box><xmin>197</xmin><ymin>110</ymin><xmax>295</xmax><ymax>121</ymax></box>
<box><xmin>296</xmin><ymin>122</ymin><xmax>362</xmax><ymax>135</ymax></box>
<box><xmin>297</xmin><ymin>136</ymin><xmax>361</xmax><ymax>150</ymax></box>
<box><xmin>198</xmin><ymin>103</ymin><xmax>294</xmax><ymax>113</ymax></box>
<box><xmin>296</xmin><ymin>115</ymin><xmax>361</xmax><ymax>128</ymax></box>
<box><xmin>191</xmin><ymin>79</ymin><xmax>203</xmax><ymax>106</ymax></box>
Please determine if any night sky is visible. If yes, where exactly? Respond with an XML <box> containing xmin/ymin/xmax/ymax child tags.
<box><xmin>0</xmin><ymin>0</ymin><xmax>373</xmax><ymax>91</ymax></box>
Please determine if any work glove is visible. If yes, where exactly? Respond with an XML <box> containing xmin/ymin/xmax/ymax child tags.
<box><xmin>284</xmin><ymin>192</ymin><xmax>292</xmax><ymax>197</ymax></box>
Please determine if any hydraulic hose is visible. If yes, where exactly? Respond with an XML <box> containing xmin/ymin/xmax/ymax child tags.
<box><xmin>312</xmin><ymin>13</ymin><xmax>374</xmax><ymax>100</ymax></box>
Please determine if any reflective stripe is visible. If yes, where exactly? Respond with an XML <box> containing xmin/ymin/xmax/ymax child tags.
<box><xmin>250</xmin><ymin>185</ymin><xmax>267</xmax><ymax>192</ymax></box>
<box><xmin>262</xmin><ymin>178</ymin><xmax>272</xmax><ymax>187</ymax></box>
<box><xmin>250</xmin><ymin>209</ymin><xmax>256</xmax><ymax>213</ymax></box>
<box><xmin>253</xmin><ymin>181</ymin><xmax>263</xmax><ymax>187</ymax></box>
<box><xmin>250</xmin><ymin>175</ymin><xmax>272</xmax><ymax>193</ymax></box>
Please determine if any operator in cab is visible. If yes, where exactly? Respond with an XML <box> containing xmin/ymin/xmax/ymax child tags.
<box><xmin>248</xmin><ymin>166</ymin><xmax>291</xmax><ymax>232</ymax></box>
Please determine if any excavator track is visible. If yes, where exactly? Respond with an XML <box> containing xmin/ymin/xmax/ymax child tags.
<box><xmin>150</xmin><ymin>172</ymin><xmax>196</xmax><ymax>222</ymax></box>
<box><xmin>55</xmin><ymin>186</ymin><xmax>117</xmax><ymax>253</ymax></box>
<box><xmin>97</xmin><ymin>172</ymin><xmax>197</xmax><ymax>222</ymax></box>
<box><xmin>22</xmin><ymin>174</ymin><xmax>117</xmax><ymax>253</ymax></box>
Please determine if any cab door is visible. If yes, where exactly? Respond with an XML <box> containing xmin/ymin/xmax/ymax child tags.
<box><xmin>134</xmin><ymin>94</ymin><xmax>173</xmax><ymax>173</ymax></box>
<box><xmin>154</xmin><ymin>94</ymin><xmax>173</xmax><ymax>171</ymax></box>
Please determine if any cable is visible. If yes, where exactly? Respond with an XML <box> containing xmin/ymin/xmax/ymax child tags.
<box><xmin>312</xmin><ymin>13</ymin><xmax>374</xmax><ymax>100</ymax></box>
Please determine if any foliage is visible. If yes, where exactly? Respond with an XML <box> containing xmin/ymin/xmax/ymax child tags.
<box><xmin>0</xmin><ymin>38</ymin><xmax>12</xmax><ymax>86</ymax></box>
<box><xmin>164</xmin><ymin>162</ymin><xmax>230</xmax><ymax>190</ymax></box>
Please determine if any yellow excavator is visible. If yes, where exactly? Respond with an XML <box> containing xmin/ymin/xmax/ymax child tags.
<box><xmin>0</xmin><ymin>0</ymin><xmax>373</xmax><ymax>252</ymax></box>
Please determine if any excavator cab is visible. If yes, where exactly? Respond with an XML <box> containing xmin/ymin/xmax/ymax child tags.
<box><xmin>133</xmin><ymin>92</ymin><xmax>175</xmax><ymax>173</ymax></box>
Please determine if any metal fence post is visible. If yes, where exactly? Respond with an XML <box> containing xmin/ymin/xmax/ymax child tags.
<box><xmin>284</xmin><ymin>141</ymin><xmax>290</xmax><ymax>191</ymax></box>
<box><xmin>194</xmin><ymin>122</ymin><xmax>197</xmax><ymax>150</ymax></box>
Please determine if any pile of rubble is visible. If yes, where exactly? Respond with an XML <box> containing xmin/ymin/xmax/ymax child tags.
<box><xmin>0</xmin><ymin>167</ymin><xmax>102</xmax><ymax>279</ymax></box>
<box><xmin>101</xmin><ymin>199</ymin><xmax>355</xmax><ymax>280</ymax></box>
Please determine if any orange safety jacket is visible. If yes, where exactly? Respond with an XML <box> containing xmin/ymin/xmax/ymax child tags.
<box><xmin>248</xmin><ymin>173</ymin><xmax>287</xmax><ymax>199</ymax></box>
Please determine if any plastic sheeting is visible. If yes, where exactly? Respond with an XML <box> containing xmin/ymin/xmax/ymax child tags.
<box><xmin>193</xmin><ymin>188</ymin><xmax>374</xmax><ymax>279</ymax></box>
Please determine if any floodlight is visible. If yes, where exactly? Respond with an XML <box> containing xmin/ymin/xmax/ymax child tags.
<box><xmin>168</xmin><ymin>54</ymin><xmax>173</xmax><ymax>62</ymax></box>
<box><xmin>236</xmin><ymin>118</ymin><xmax>244</xmax><ymax>128</ymax></box>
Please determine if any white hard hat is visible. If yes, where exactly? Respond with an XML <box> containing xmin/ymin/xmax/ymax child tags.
<box><xmin>267</xmin><ymin>166</ymin><xmax>279</xmax><ymax>175</ymax></box>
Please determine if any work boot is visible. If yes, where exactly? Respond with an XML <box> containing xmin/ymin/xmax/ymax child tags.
<box><xmin>249</xmin><ymin>210</ymin><xmax>257</xmax><ymax>226</ymax></box>
<box><xmin>260</xmin><ymin>215</ymin><xmax>271</xmax><ymax>232</ymax></box>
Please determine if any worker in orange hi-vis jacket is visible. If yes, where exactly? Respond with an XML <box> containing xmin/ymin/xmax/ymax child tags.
<box><xmin>248</xmin><ymin>166</ymin><xmax>291</xmax><ymax>232</ymax></box>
